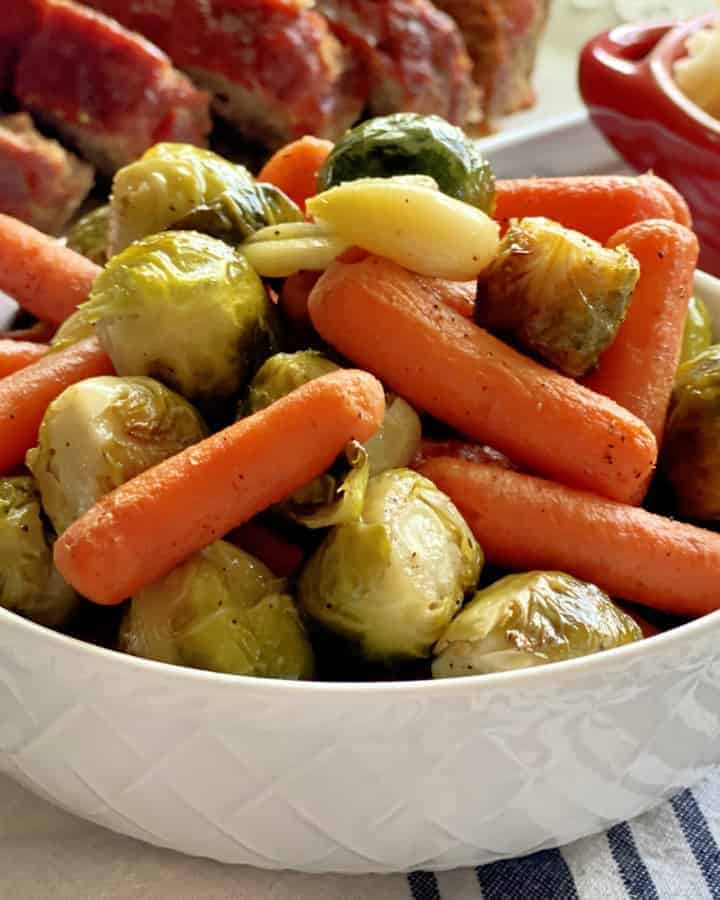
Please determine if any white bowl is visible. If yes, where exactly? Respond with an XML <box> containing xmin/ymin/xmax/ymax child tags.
<box><xmin>1</xmin><ymin>271</ymin><xmax>719</xmax><ymax>874</ymax></box>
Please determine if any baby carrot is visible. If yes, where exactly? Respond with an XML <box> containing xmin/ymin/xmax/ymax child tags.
<box><xmin>644</xmin><ymin>174</ymin><xmax>692</xmax><ymax>228</ymax></box>
<box><xmin>279</xmin><ymin>269</ymin><xmax>476</xmax><ymax>336</ymax></box>
<box><xmin>54</xmin><ymin>370</ymin><xmax>385</xmax><ymax>604</ymax></box>
<box><xmin>0</xmin><ymin>339</ymin><xmax>47</xmax><ymax>377</ymax></box>
<box><xmin>415</xmin><ymin>276</ymin><xmax>476</xmax><ymax>318</ymax></box>
<box><xmin>582</xmin><ymin>220</ymin><xmax>699</xmax><ymax>443</ymax></box>
<box><xmin>279</xmin><ymin>270</ymin><xmax>321</xmax><ymax>336</ymax></box>
<box><xmin>258</xmin><ymin>136</ymin><xmax>334</xmax><ymax>211</ymax></box>
<box><xmin>0</xmin><ymin>214</ymin><xmax>100</xmax><ymax>324</ymax></box>
<box><xmin>493</xmin><ymin>174</ymin><xmax>678</xmax><ymax>243</ymax></box>
<box><xmin>309</xmin><ymin>255</ymin><xmax>657</xmax><ymax>504</ymax></box>
<box><xmin>420</xmin><ymin>456</ymin><xmax>720</xmax><ymax>617</ymax></box>
<box><xmin>0</xmin><ymin>336</ymin><xmax>113</xmax><ymax>474</ymax></box>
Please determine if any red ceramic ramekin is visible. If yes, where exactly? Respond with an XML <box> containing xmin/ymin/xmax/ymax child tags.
<box><xmin>579</xmin><ymin>14</ymin><xmax>720</xmax><ymax>276</ymax></box>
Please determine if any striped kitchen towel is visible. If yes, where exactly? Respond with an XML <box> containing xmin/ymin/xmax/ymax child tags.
<box><xmin>407</xmin><ymin>774</ymin><xmax>720</xmax><ymax>900</ymax></box>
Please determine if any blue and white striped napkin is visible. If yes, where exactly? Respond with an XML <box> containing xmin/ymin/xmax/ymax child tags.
<box><xmin>406</xmin><ymin>776</ymin><xmax>720</xmax><ymax>900</ymax></box>
<box><xmin>2</xmin><ymin>769</ymin><xmax>720</xmax><ymax>899</ymax></box>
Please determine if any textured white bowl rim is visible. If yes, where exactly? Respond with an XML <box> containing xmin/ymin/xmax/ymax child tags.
<box><xmin>2</xmin><ymin>599</ymin><xmax>718</xmax><ymax>698</ymax></box>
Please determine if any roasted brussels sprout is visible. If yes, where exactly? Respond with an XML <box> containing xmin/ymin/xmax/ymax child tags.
<box><xmin>49</xmin><ymin>306</ymin><xmax>97</xmax><ymax>354</ymax></box>
<box><xmin>299</xmin><ymin>469</ymin><xmax>483</xmax><ymax>662</ymax></box>
<box><xmin>120</xmin><ymin>541</ymin><xmax>314</xmax><ymax>679</ymax></box>
<box><xmin>245</xmin><ymin>350</ymin><xmax>340</xmax><ymax>414</ymax></box>
<box><xmin>0</xmin><ymin>477</ymin><xmax>78</xmax><ymax>627</ymax></box>
<box><xmin>27</xmin><ymin>376</ymin><xmax>206</xmax><ymax>535</ymax></box>
<box><xmin>663</xmin><ymin>346</ymin><xmax>720</xmax><ymax>520</ymax></box>
<box><xmin>66</xmin><ymin>204</ymin><xmax>110</xmax><ymax>265</ymax></box>
<box><xmin>109</xmin><ymin>143</ymin><xmax>302</xmax><ymax>254</ymax></box>
<box><xmin>174</xmin><ymin>182</ymin><xmax>304</xmax><ymax>245</ymax></box>
<box><xmin>432</xmin><ymin>571</ymin><xmax>642</xmax><ymax>677</ymax></box>
<box><xmin>318</xmin><ymin>113</ymin><xmax>495</xmax><ymax>214</ymax></box>
<box><xmin>81</xmin><ymin>231</ymin><xmax>279</xmax><ymax>406</ymax></box>
<box><xmin>680</xmin><ymin>296</ymin><xmax>713</xmax><ymax>366</ymax></box>
<box><xmin>475</xmin><ymin>217</ymin><xmax>640</xmax><ymax>377</ymax></box>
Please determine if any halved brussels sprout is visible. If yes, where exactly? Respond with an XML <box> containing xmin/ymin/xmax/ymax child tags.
<box><xmin>241</xmin><ymin>222</ymin><xmax>351</xmax><ymax>278</ymax></box>
<box><xmin>109</xmin><ymin>143</ymin><xmax>302</xmax><ymax>254</ymax></box>
<box><xmin>475</xmin><ymin>217</ymin><xmax>640</xmax><ymax>377</ymax></box>
<box><xmin>308</xmin><ymin>177</ymin><xmax>499</xmax><ymax>281</ymax></box>
<box><xmin>81</xmin><ymin>231</ymin><xmax>279</xmax><ymax>406</ymax></box>
<box><xmin>120</xmin><ymin>540</ymin><xmax>314</xmax><ymax>679</ymax></box>
<box><xmin>680</xmin><ymin>296</ymin><xmax>713</xmax><ymax>366</ymax></box>
<box><xmin>432</xmin><ymin>571</ymin><xmax>642</xmax><ymax>677</ymax></box>
<box><xmin>66</xmin><ymin>205</ymin><xmax>110</xmax><ymax>265</ymax></box>
<box><xmin>299</xmin><ymin>469</ymin><xmax>483</xmax><ymax>662</ymax></box>
<box><xmin>27</xmin><ymin>376</ymin><xmax>206</xmax><ymax>535</ymax></box>
<box><xmin>318</xmin><ymin>113</ymin><xmax>495</xmax><ymax>214</ymax></box>
<box><xmin>663</xmin><ymin>346</ymin><xmax>720</xmax><ymax>520</ymax></box>
<box><xmin>0</xmin><ymin>477</ymin><xmax>78</xmax><ymax>627</ymax></box>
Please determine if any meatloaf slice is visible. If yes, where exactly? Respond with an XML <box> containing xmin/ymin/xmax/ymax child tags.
<box><xmin>0</xmin><ymin>112</ymin><xmax>94</xmax><ymax>234</ymax></box>
<box><xmin>81</xmin><ymin>0</ymin><xmax>367</xmax><ymax>147</ymax></box>
<box><xmin>316</xmin><ymin>0</ymin><xmax>481</xmax><ymax>127</ymax></box>
<box><xmin>0</xmin><ymin>0</ymin><xmax>44</xmax><ymax>91</ymax></box>
<box><xmin>14</xmin><ymin>0</ymin><xmax>211</xmax><ymax>174</ymax></box>
<box><xmin>433</xmin><ymin>0</ymin><xmax>550</xmax><ymax>124</ymax></box>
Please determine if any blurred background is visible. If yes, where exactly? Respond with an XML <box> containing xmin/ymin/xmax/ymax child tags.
<box><xmin>510</xmin><ymin>0</ymin><xmax>714</xmax><ymax>130</ymax></box>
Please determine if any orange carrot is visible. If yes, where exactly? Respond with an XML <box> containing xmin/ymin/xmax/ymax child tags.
<box><xmin>309</xmin><ymin>255</ymin><xmax>657</xmax><ymax>504</ymax></box>
<box><xmin>0</xmin><ymin>336</ymin><xmax>113</xmax><ymax>474</ymax></box>
<box><xmin>420</xmin><ymin>456</ymin><xmax>720</xmax><ymax>617</ymax></box>
<box><xmin>54</xmin><ymin>369</ymin><xmax>385</xmax><ymax>604</ymax></box>
<box><xmin>232</xmin><ymin>521</ymin><xmax>306</xmax><ymax>577</ymax></box>
<box><xmin>280</xmin><ymin>270</ymin><xmax>475</xmax><ymax>335</ymax></box>
<box><xmin>258</xmin><ymin>136</ymin><xmax>334</xmax><ymax>211</ymax></box>
<box><xmin>644</xmin><ymin>174</ymin><xmax>692</xmax><ymax>228</ymax></box>
<box><xmin>0</xmin><ymin>339</ymin><xmax>48</xmax><ymax>377</ymax></box>
<box><xmin>493</xmin><ymin>174</ymin><xmax>679</xmax><ymax>243</ymax></box>
<box><xmin>582</xmin><ymin>220</ymin><xmax>699</xmax><ymax>442</ymax></box>
<box><xmin>0</xmin><ymin>214</ymin><xmax>100</xmax><ymax>324</ymax></box>
<box><xmin>279</xmin><ymin>270</ymin><xmax>321</xmax><ymax>334</ymax></box>
<box><xmin>415</xmin><ymin>276</ymin><xmax>476</xmax><ymax>318</ymax></box>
